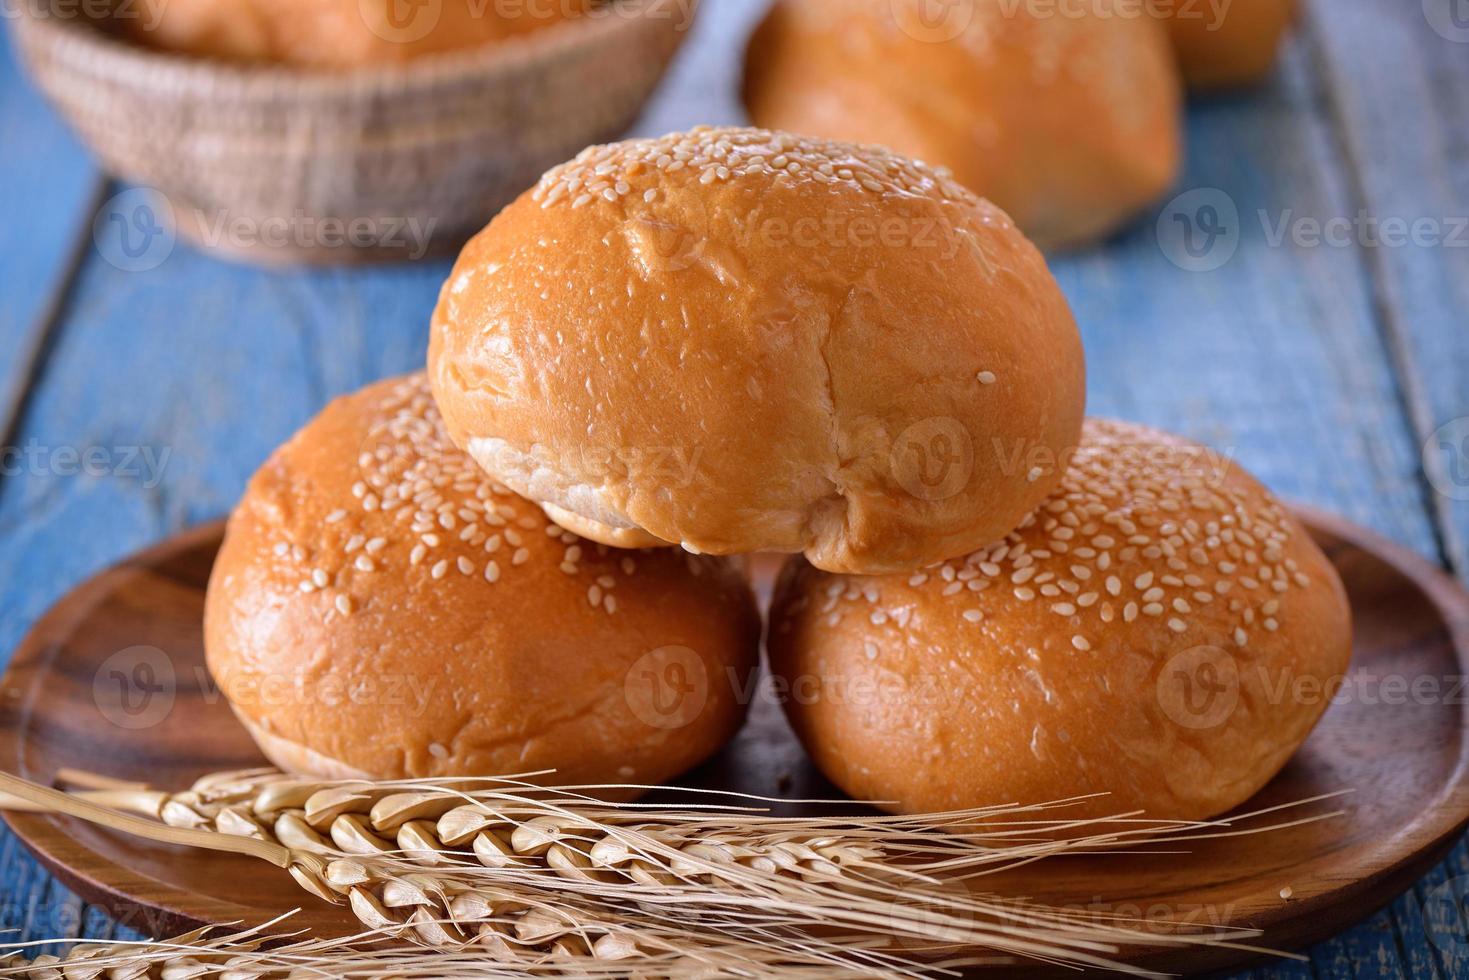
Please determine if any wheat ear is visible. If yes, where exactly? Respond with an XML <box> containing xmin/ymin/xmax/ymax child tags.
<box><xmin>0</xmin><ymin>769</ymin><xmax>1331</xmax><ymax>975</ymax></box>
<box><xmin>0</xmin><ymin>917</ymin><xmax>986</xmax><ymax>980</ymax></box>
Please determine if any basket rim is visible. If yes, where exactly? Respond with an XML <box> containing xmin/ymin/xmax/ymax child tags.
<box><xmin>11</xmin><ymin>0</ymin><xmax>696</xmax><ymax>96</ymax></box>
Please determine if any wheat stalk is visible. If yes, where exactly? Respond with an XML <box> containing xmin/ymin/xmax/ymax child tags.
<box><xmin>0</xmin><ymin>769</ymin><xmax>1333</xmax><ymax>976</ymax></box>
<box><xmin>0</xmin><ymin>918</ymin><xmax>978</xmax><ymax>980</ymax></box>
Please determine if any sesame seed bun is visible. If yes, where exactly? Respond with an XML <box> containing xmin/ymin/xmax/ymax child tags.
<box><xmin>205</xmin><ymin>374</ymin><xmax>761</xmax><ymax>793</ymax></box>
<box><xmin>119</xmin><ymin>0</ymin><xmax>587</xmax><ymax>68</ymax></box>
<box><xmin>1160</xmin><ymin>0</ymin><xmax>1295</xmax><ymax>90</ymax></box>
<box><xmin>428</xmin><ymin>126</ymin><xmax>1086</xmax><ymax>576</ymax></box>
<box><xmin>742</xmin><ymin>0</ymin><xmax>1182</xmax><ymax>249</ymax></box>
<box><xmin>768</xmin><ymin>419</ymin><xmax>1352</xmax><ymax>820</ymax></box>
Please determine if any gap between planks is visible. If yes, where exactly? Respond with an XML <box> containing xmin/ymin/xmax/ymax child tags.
<box><xmin>0</xmin><ymin>175</ymin><xmax>111</xmax><ymax>497</ymax></box>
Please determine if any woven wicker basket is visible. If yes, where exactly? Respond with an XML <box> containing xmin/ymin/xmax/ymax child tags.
<box><xmin>12</xmin><ymin>0</ymin><xmax>694</xmax><ymax>264</ymax></box>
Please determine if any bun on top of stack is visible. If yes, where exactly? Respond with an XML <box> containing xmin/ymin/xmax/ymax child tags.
<box><xmin>429</xmin><ymin>125</ymin><xmax>1086</xmax><ymax>575</ymax></box>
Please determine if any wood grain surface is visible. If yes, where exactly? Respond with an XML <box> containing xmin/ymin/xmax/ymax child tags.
<box><xmin>0</xmin><ymin>0</ymin><xmax>1467</xmax><ymax>974</ymax></box>
<box><xmin>3</xmin><ymin>509</ymin><xmax>1469</xmax><ymax>977</ymax></box>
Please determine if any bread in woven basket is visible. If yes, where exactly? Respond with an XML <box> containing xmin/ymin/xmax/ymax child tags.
<box><xmin>117</xmin><ymin>0</ymin><xmax>592</xmax><ymax>69</ymax></box>
<box><xmin>12</xmin><ymin>0</ymin><xmax>695</xmax><ymax>264</ymax></box>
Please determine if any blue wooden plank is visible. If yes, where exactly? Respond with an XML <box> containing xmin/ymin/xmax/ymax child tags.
<box><xmin>1312</xmin><ymin>907</ymin><xmax>1414</xmax><ymax>978</ymax></box>
<box><xmin>1301</xmin><ymin>0</ymin><xmax>1469</xmax><ymax>975</ymax></box>
<box><xmin>1404</xmin><ymin>839</ymin><xmax>1469</xmax><ymax>979</ymax></box>
<box><xmin>1305</xmin><ymin>0</ymin><xmax>1469</xmax><ymax>579</ymax></box>
<box><xmin>0</xmin><ymin>20</ymin><xmax>121</xmax><ymax>961</ymax></box>
<box><xmin>1050</xmin><ymin>38</ymin><xmax>1438</xmax><ymax>562</ymax></box>
<box><xmin>1254</xmin><ymin>959</ymin><xmax>1317</xmax><ymax>980</ymax></box>
<box><xmin>0</xmin><ymin>26</ymin><xmax>102</xmax><ymax>435</ymax></box>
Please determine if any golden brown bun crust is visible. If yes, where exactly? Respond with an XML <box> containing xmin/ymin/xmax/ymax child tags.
<box><xmin>742</xmin><ymin>0</ymin><xmax>1182</xmax><ymax>249</ymax></box>
<box><xmin>120</xmin><ymin>0</ymin><xmax>587</xmax><ymax>67</ymax></box>
<box><xmin>768</xmin><ymin>419</ymin><xmax>1352</xmax><ymax>820</ymax></box>
<box><xmin>1162</xmin><ymin>0</ymin><xmax>1295</xmax><ymax>89</ymax></box>
<box><xmin>429</xmin><ymin>126</ymin><xmax>1086</xmax><ymax>575</ymax></box>
<box><xmin>205</xmin><ymin>374</ymin><xmax>761</xmax><ymax>792</ymax></box>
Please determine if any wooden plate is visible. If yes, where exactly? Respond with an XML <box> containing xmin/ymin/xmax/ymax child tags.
<box><xmin>3</xmin><ymin>509</ymin><xmax>1468</xmax><ymax>975</ymax></box>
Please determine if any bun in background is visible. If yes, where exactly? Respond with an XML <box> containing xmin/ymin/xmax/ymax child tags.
<box><xmin>743</xmin><ymin>0</ymin><xmax>1182</xmax><ymax>248</ymax></box>
<box><xmin>1160</xmin><ymin>0</ymin><xmax>1296</xmax><ymax>90</ymax></box>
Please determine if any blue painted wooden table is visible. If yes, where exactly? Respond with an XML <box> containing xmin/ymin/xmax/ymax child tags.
<box><xmin>1</xmin><ymin>0</ymin><xmax>1467</xmax><ymax>973</ymax></box>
